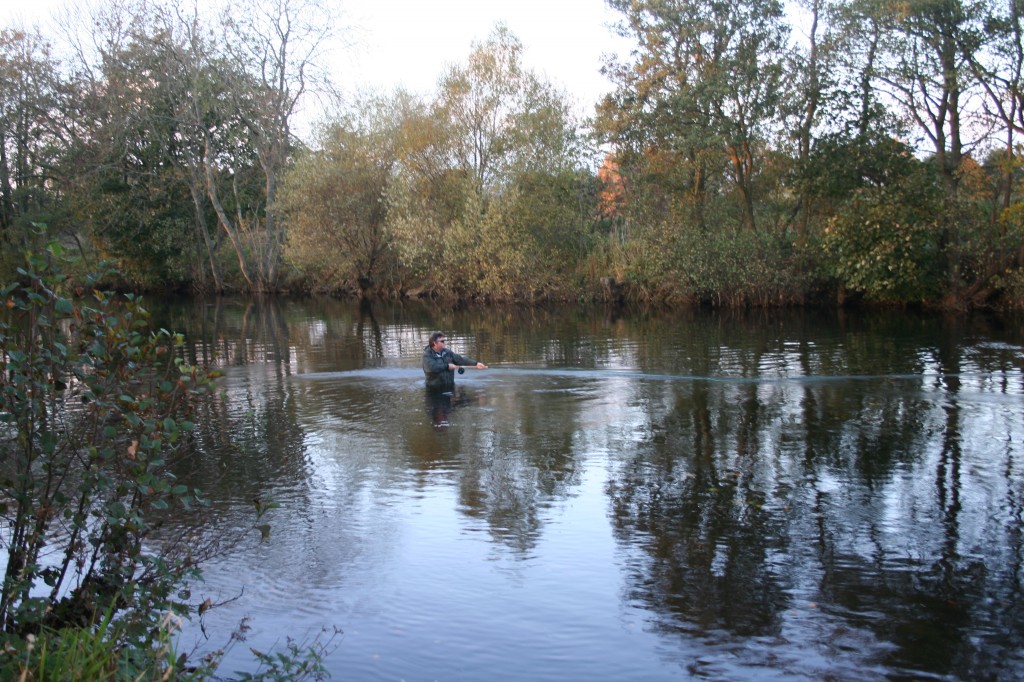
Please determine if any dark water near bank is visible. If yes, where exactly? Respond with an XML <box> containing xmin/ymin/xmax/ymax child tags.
<box><xmin>153</xmin><ymin>298</ymin><xmax>1024</xmax><ymax>681</ymax></box>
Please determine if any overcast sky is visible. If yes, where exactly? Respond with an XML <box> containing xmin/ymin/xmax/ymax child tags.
<box><xmin>344</xmin><ymin>1</ymin><xmax>630</xmax><ymax>106</ymax></box>
<box><xmin>7</xmin><ymin>0</ymin><xmax>632</xmax><ymax>117</ymax></box>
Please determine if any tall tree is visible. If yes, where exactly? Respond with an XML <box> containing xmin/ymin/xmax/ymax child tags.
<box><xmin>826</xmin><ymin>0</ymin><xmax>899</xmax><ymax>138</ymax></box>
<box><xmin>794</xmin><ymin>0</ymin><xmax>907</xmax><ymax>224</ymax></box>
<box><xmin>877</xmin><ymin>0</ymin><xmax>984</xmax><ymax>194</ymax></box>
<box><xmin>434</xmin><ymin>25</ymin><xmax>579</xmax><ymax>204</ymax></box>
<box><xmin>0</xmin><ymin>28</ymin><xmax>61</xmax><ymax>242</ymax></box>
<box><xmin>599</xmin><ymin>0</ymin><xmax>790</xmax><ymax>231</ymax></box>
<box><xmin>790</xmin><ymin>0</ymin><xmax>828</xmax><ymax>244</ymax></box>
<box><xmin>146</xmin><ymin>5</ymin><xmax>227</xmax><ymax>292</ymax></box>
<box><xmin>202</xmin><ymin>0</ymin><xmax>337</xmax><ymax>292</ymax></box>
<box><xmin>969</xmin><ymin>0</ymin><xmax>1024</xmax><ymax>213</ymax></box>
<box><xmin>281</xmin><ymin>92</ymin><xmax>410</xmax><ymax>295</ymax></box>
<box><xmin>387</xmin><ymin>25</ymin><xmax>585</xmax><ymax>298</ymax></box>
<box><xmin>35</xmin><ymin>0</ymin><xmax>221</xmax><ymax>287</ymax></box>
<box><xmin>878</xmin><ymin>0</ymin><xmax>986</xmax><ymax>298</ymax></box>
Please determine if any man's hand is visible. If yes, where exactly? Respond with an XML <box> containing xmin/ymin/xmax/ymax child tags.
<box><xmin>476</xmin><ymin>362</ymin><xmax>488</xmax><ymax>369</ymax></box>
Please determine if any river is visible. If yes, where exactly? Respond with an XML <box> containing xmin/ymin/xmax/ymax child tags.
<box><xmin>150</xmin><ymin>297</ymin><xmax>1024</xmax><ymax>681</ymax></box>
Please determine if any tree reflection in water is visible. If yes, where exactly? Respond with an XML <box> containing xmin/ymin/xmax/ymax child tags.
<box><xmin>146</xmin><ymin>299</ymin><xmax>1024</xmax><ymax>680</ymax></box>
<box><xmin>606</xmin><ymin>346</ymin><xmax>1024</xmax><ymax>677</ymax></box>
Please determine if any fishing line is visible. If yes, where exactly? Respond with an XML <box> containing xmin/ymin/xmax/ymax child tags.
<box><xmin>296</xmin><ymin>367</ymin><xmax>1020</xmax><ymax>385</ymax></box>
<box><xmin>481</xmin><ymin>367</ymin><xmax>1001</xmax><ymax>384</ymax></box>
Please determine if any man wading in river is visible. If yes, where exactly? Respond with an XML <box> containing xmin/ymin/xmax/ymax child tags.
<box><xmin>422</xmin><ymin>331</ymin><xmax>487</xmax><ymax>391</ymax></box>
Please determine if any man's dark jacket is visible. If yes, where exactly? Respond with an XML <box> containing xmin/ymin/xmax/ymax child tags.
<box><xmin>422</xmin><ymin>345</ymin><xmax>477</xmax><ymax>390</ymax></box>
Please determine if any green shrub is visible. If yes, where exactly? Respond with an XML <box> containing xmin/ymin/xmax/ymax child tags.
<box><xmin>609</xmin><ymin>221</ymin><xmax>805</xmax><ymax>305</ymax></box>
<box><xmin>820</xmin><ymin>167</ymin><xmax>944</xmax><ymax>302</ymax></box>
<box><xmin>0</xmin><ymin>242</ymin><xmax>216</xmax><ymax>665</ymax></box>
<box><xmin>0</xmin><ymin>242</ymin><xmax>336</xmax><ymax>680</ymax></box>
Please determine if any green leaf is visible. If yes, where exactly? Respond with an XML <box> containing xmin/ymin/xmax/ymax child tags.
<box><xmin>55</xmin><ymin>297</ymin><xmax>74</xmax><ymax>315</ymax></box>
<box><xmin>40</xmin><ymin>431</ymin><xmax>57</xmax><ymax>455</ymax></box>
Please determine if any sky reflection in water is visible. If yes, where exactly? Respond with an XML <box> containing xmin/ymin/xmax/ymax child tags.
<box><xmin>152</xmin><ymin>299</ymin><xmax>1024</xmax><ymax>681</ymax></box>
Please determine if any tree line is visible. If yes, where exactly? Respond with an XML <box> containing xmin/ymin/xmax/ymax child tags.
<box><xmin>1</xmin><ymin>0</ymin><xmax>1023</xmax><ymax>308</ymax></box>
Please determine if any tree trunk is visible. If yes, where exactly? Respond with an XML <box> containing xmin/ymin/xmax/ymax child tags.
<box><xmin>204</xmin><ymin>139</ymin><xmax>255</xmax><ymax>290</ymax></box>
<box><xmin>187</xmin><ymin>177</ymin><xmax>223</xmax><ymax>292</ymax></box>
<box><xmin>0</xmin><ymin>128</ymin><xmax>12</xmax><ymax>233</ymax></box>
<box><xmin>728</xmin><ymin>143</ymin><xmax>757</xmax><ymax>231</ymax></box>
<box><xmin>796</xmin><ymin>0</ymin><xmax>821</xmax><ymax>248</ymax></box>
<box><xmin>689</xmin><ymin>148</ymin><xmax>707</xmax><ymax>231</ymax></box>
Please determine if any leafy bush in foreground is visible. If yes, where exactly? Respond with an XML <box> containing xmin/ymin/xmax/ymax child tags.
<box><xmin>0</xmin><ymin>245</ymin><xmax>337</xmax><ymax>680</ymax></box>
<box><xmin>0</xmin><ymin>243</ymin><xmax>222</xmax><ymax>677</ymax></box>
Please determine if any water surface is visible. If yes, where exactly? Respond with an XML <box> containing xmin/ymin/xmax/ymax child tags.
<box><xmin>154</xmin><ymin>299</ymin><xmax>1024</xmax><ymax>680</ymax></box>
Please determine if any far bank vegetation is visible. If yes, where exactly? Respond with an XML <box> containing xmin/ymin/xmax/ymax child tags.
<box><xmin>2</xmin><ymin>0</ymin><xmax>1024</xmax><ymax>309</ymax></box>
